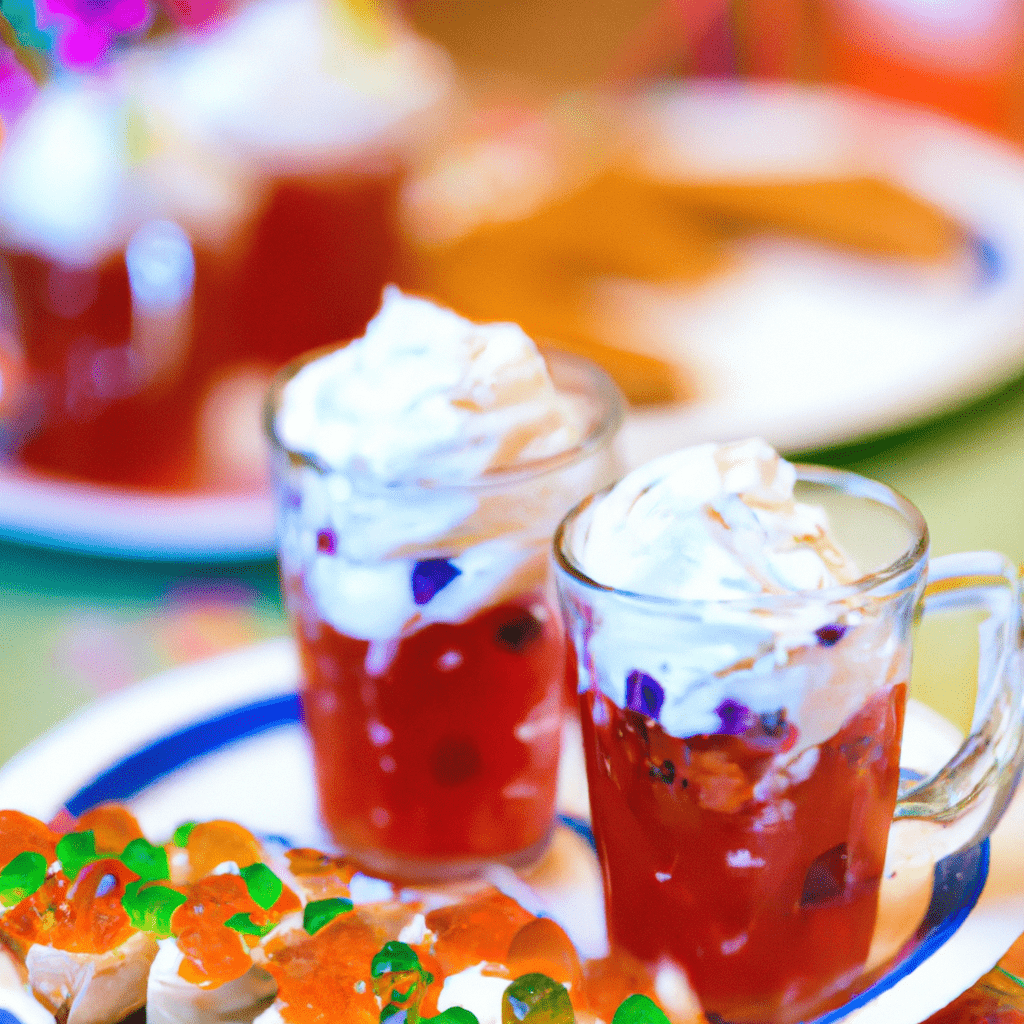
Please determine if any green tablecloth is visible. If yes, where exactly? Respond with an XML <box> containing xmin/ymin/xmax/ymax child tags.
<box><xmin>1</xmin><ymin>369</ymin><xmax>1023</xmax><ymax>768</ymax></box>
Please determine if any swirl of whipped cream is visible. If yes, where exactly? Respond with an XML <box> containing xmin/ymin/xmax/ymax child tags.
<box><xmin>277</xmin><ymin>286</ymin><xmax>584</xmax><ymax>482</ymax></box>
<box><xmin>273</xmin><ymin>288</ymin><xmax>605</xmax><ymax>651</ymax></box>
<box><xmin>579</xmin><ymin>438</ymin><xmax>857</xmax><ymax>600</ymax></box>
<box><xmin>565</xmin><ymin>440</ymin><xmax>909</xmax><ymax>749</ymax></box>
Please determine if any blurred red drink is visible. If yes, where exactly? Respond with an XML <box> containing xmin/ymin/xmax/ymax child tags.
<box><xmin>0</xmin><ymin>0</ymin><xmax>449</xmax><ymax>491</ymax></box>
<box><xmin>3</xmin><ymin>168</ymin><xmax>404</xmax><ymax>490</ymax></box>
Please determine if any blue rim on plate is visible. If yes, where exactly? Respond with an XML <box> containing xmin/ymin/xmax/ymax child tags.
<box><xmin>58</xmin><ymin>694</ymin><xmax>989</xmax><ymax>1024</ymax></box>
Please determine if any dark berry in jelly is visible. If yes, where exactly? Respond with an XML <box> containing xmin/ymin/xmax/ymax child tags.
<box><xmin>316</xmin><ymin>528</ymin><xmax>337</xmax><ymax>555</ymax></box>
<box><xmin>430</xmin><ymin>736</ymin><xmax>482</xmax><ymax>787</ymax></box>
<box><xmin>626</xmin><ymin>671</ymin><xmax>665</xmax><ymax>720</ymax></box>
<box><xmin>648</xmin><ymin>760</ymin><xmax>675</xmax><ymax>784</ymax></box>
<box><xmin>839</xmin><ymin>733</ymin><xmax>875</xmax><ymax>765</ymax></box>
<box><xmin>715</xmin><ymin>698</ymin><xmax>755</xmax><ymax>736</ymax></box>
<box><xmin>412</xmin><ymin>559</ymin><xmax>461</xmax><ymax>605</ymax></box>
<box><xmin>495</xmin><ymin>611</ymin><xmax>543</xmax><ymax>651</ymax></box>
<box><xmin>801</xmin><ymin>843</ymin><xmax>849</xmax><ymax>907</ymax></box>
<box><xmin>815</xmin><ymin>624</ymin><xmax>847</xmax><ymax>647</ymax></box>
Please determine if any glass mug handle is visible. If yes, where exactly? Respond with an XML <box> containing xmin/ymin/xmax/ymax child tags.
<box><xmin>895</xmin><ymin>551</ymin><xmax>1024</xmax><ymax>853</ymax></box>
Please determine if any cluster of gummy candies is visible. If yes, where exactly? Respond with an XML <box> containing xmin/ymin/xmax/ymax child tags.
<box><xmin>0</xmin><ymin>806</ymin><xmax>673</xmax><ymax>1024</ymax></box>
<box><xmin>369</xmin><ymin>939</ymin><xmax>670</xmax><ymax>1024</ymax></box>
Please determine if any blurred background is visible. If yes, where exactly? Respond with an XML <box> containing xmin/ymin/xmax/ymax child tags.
<box><xmin>2</xmin><ymin>0</ymin><xmax>1024</xmax><ymax>764</ymax></box>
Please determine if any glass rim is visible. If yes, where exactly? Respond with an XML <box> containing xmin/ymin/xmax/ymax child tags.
<box><xmin>263</xmin><ymin>343</ymin><xmax>626</xmax><ymax>493</ymax></box>
<box><xmin>553</xmin><ymin>463</ymin><xmax>931</xmax><ymax>609</ymax></box>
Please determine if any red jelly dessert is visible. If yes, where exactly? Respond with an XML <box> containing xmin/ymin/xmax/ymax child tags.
<box><xmin>580</xmin><ymin>682</ymin><xmax>907</xmax><ymax>1024</ymax></box>
<box><xmin>296</xmin><ymin>584</ymin><xmax>567</xmax><ymax>875</ymax></box>
<box><xmin>268</xmin><ymin>291</ymin><xmax>623</xmax><ymax>878</ymax></box>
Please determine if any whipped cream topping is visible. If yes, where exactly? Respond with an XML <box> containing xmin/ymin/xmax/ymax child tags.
<box><xmin>564</xmin><ymin>440</ymin><xmax>908</xmax><ymax>749</ymax></box>
<box><xmin>580</xmin><ymin>439</ymin><xmax>857</xmax><ymax>599</ymax></box>
<box><xmin>273</xmin><ymin>289</ymin><xmax>612</xmax><ymax>650</ymax></box>
<box><xmin>277</xmin><ymin>287</ymin><xmax>584</xmax><ymax>481</ymax></box>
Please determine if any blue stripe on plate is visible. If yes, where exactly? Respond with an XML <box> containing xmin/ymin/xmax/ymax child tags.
<box><xmin>0</xmin><ymin>1011</ymin><xmax>24</xmax><ymax>1024</ymax></box>
<box><xmin>60</xmin><ymin>695</ymin><xmax>990</xmax><ymax>1024</ymax></box>
<box><xmin>557</xmin><ymin>813</ymin><xmax>598</xmax><ymax>852</ymax></box>
<box><xmin>975</xmin><ymin>234</ymin><xmax>1004</xmax><ymax>287</ymax></box>
<box><xmin>64</xmin><ymin>694</ymin><xmax>301</xmax><ymax>815</ymax></box>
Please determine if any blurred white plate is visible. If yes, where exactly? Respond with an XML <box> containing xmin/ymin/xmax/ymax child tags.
<box><xmin>0</xmin><ymin>468</ymin><xmax>276</xmax><ymax>560</ymax></box>
<box><xmin>5</xmin><ymin>85</ymin><xmax>1024</xmax><ymax>559</ymax></box>
<box><xmin>1</xmin><ymin>638</ymin><xmax>1023</xmax><ymax>1024</ymax></box>
<box><xmin>620</xmin><ymin>83</ymin><xmax>1024</xmax><ymax>465</ymax></box>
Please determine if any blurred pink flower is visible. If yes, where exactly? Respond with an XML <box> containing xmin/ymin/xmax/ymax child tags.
<box><xmin>37</xmin><ymin>0</ymin><xmax>150</xmax><ymax>67</ymax></box>
<box><xmin>0</xmin><ymin>44</ymin><xmax>37</xmax><ymax>123</ymax></box>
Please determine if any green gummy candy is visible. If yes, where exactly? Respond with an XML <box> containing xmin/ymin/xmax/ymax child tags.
<box><xmin>372</xmin><ymin>941</ymin><xmax>423</xmax><ymax>978</ymax></box>
<box><xmin>303</xmin><ymin>897</ymin><xmax>353</xmax><ymax>935</ymax></box>
<box><xmin>56</xmin><ymin>831</ymin><xmax>101</xmax><ymax>881</ymax></box>
<box><xmin>611</xmin><ymin>994</ymin><xmax>671</xmax><ymax>1024</ymax></box>
<box><xmin>431</xmin><ymin>1010</ymin><xmax>481</xmax><ymax>1024</ymax></box>
<box><xmin>224</xmin><ymin>912</ymin><xmax>276</xmax><ymax>938</ymax></box>
<box><xmin>120</xmin><ymin>838</ymin><xmax>170</xmax><ymax>883</ymax></box>
<box><xmin>0</xmin><ymin>851</ymin><xmax>48</xmax><ymax>907</ymax></box>
<box><xmin>121</xmin><ymin>882</ymin><xmax>187</xmax><ymax>938</ymax></box>
<box><xmin>502</xmin><ymin>973</ymin><xmax>575</xmax><ymax>1024</ymax></box>
<box><xmin>172</xmin><ymin>822</ymin><xmax>197</xmax><ymax>847</ymax></box>
<box><xmin>240</xmin><ymin>862</ymin><xmax>283</xmax><ymax>910</ymax></box>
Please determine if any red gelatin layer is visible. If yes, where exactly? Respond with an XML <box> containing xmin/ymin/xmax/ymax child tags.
<box><xmin>294</xmin><ymin>583</ymin><xmax>566</xmax><ymax>874</ymax></box>
<box><xmin>581</xmin><ymin>682</ymin><xmax>907</xmax><ymax>1024</ymax></box>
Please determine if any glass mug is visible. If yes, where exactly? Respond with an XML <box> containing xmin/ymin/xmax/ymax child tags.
<box><xmin>554</xmin><ymin>465</ymin><xmax>1024</xmax><ymax>1024</ymax></box>
<box><xmin>266</xmin><ymin>348</ymin><xmax>624</xmax><ymax>880</ymax></box>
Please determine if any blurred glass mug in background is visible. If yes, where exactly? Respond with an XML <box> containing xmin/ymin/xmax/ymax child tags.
<box><xmin>0</xmin><ymin>0</ymin><xmax>451</xmax><ymax>491</ymax></box>
<box><xmin>265</xmin><ymin>298</ymin><xmax>624</xmax><ymax>880</ymax></box>
<box><xmin>554</xmin><ymin>448</ymin><xmax>1024</xmax><ymax>1024</ymax></box>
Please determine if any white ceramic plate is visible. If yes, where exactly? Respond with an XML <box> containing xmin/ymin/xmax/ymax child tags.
<box><xmin>1</xmin><ymin>638</ymin><xmax>1023</xmax><ymax>1024</ymax></box>
<box><xmin>619</xmin><ymin>83</ymin><xmax>1024</xmax><ymax>466</ymax></box>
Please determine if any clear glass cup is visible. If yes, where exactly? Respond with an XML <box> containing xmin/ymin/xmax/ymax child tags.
<box><xmin>554</xmin><ymin>464</ymin><xmax>1024</xmax><ymax>1024</ymax></box>
<box><xmin>266</xmin><ymin>348</ymin><xmax>624</xmax><ymax>880</ymax></box>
